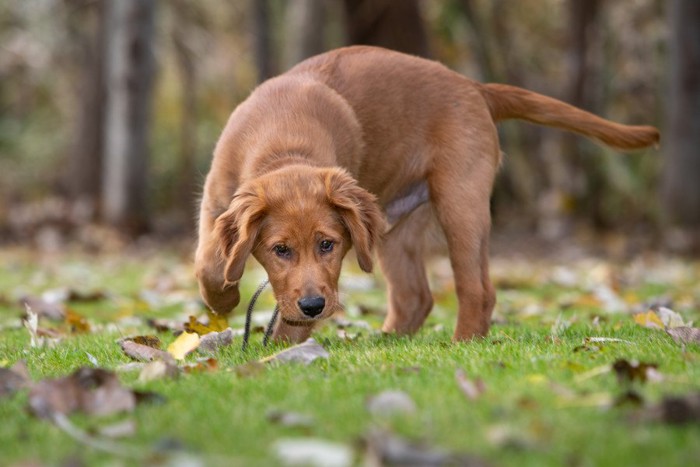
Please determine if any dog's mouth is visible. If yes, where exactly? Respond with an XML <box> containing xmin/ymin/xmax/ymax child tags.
<box><xmin>279</xmin><ymin>298</ymin><xmax>341</xmax><ymax>324</ymax></box>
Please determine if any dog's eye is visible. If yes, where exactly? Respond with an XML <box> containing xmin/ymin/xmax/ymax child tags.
<box><xmin>319</xmin><ymin>239</ymin><xmax>334</xmax><ymax>253</ymax></box>
<box><xmin>273</xmin><ymin>244</ymin><xmax>291</xmax><ymax>258</ymax></box>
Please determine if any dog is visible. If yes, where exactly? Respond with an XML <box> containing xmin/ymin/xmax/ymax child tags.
<box><xmin>195</xmin><ymin>46</ymin><xmax>659</xmax><ymax>343</ymax></box>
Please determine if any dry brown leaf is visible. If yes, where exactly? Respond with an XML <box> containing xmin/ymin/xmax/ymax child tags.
<box><xmin>20</xmin><ymin>296</ymin><xmax>65</xmax><ymax>320</ymax></box>
<box><xmin>198</xmin><ymin>328</ymin><xmax>234</xmax><ymax>354</ymax></box>
<box><xmin>129</xmin><ymin>335</ymin><xmax>162</xmax><ymax>349</ymax></box>
<box><xmin>0</xmin><ymin>360</ymin><xmax>31</xmax><ymax>398</ymax></box>
<box><xmin>455</xmin><ymin>369</ymin><xmax>486</xmax><ymax>400</ymax></box>
<box><xmin>612</xmin><ymin>359</ymin><xmax>658</xmax><ymax>385</ymax></box>
<box><xmin>630</xmin><ymin>392</ymin><xmax>700</xmax><ymax>425</ymax></box>
<box><xmin>167</xmin><ymin>332</ymin><xmax>200</xmax><ymax>360</ymax></box>
<box><xmin>120</xmin><ymin>340</ymin><xmax>171</xmax><ymax>362</ymax></box>
<box><xmin>183</xmin><ymin>357</ymin><xmax>219</xmax><ymax>374</ymax></box>
<box><xmin>28</xmin><ymin>368</ymin><xmax>136</xmax><ymax>419</ymax></box>
<box><xmin>666</xmin><ymin>327</ymin><xmax>700</xmax><ymax>345</ymax></box>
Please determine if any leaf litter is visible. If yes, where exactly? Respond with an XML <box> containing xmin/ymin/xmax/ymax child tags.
<box><xmin>366</xmin><ymin>390</ymin><xmax>417</xmax><ymax>417</ymax></box>
<box><xmin>261</xmin><ymin>338</ymin><xmax>329</xmax><ymax>365</ymax></box>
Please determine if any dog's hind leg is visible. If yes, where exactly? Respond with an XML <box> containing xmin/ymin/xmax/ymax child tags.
<box><xmin>428</xmin><ymin>123</ymin><xmax>498</xmax><ymax>341</ymax></box>
<box><xmin>378</xmin><ymin>205</ymin><xmax>434</xmax><ymax>335</ymax></box>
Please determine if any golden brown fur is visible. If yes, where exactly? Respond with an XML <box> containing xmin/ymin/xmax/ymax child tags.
<box><xmin>195</xmin><ymin>46</ymin><xmax>659</xmax><ymax>343</ymax></box>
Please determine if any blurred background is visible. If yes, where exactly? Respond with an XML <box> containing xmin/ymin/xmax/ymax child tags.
<box><xmin>0</xmin><ymin>0</ymin><xmax>698</xmax><ymax>254</ymax></box>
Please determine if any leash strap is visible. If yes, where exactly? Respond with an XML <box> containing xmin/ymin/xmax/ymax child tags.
<box><xmin>242</xmin><ymin>279</ymin><xmax>279</xmax><ymax>351</ymax></box>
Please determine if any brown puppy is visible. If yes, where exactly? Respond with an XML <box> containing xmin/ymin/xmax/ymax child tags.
<box><xmin>195</xmin><ymin>46</ymin><xmax>658</xmax><ymax>343</ymax></box>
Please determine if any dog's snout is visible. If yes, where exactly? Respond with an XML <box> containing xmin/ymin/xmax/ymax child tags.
<box><xmin>297</xmin><ymin>296</ymin><xmax>325</xmax><ymax>317</ymax></box>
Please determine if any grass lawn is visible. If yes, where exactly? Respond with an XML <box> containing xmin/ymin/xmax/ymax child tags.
<box><xmin>1</xmin><ymin>245</ymin><xmax>699</xmax><ymax>466</ymax></box>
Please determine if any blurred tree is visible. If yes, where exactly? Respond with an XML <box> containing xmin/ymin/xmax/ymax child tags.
<box><xmin>343</xmin><ymin>0</ymin><xmax>430</xmax><ymax>57</ymax></box>
<box><xmin>539</xmin><ymin>0</ymin><xmax>601</xmax><ymax>238</ymax></box>
<box><xmin>102</xmin><ymin>0</ymin><xmax>156</xmax><ymax>234</ymax></box>
<box><xmin>171</xmin><ymin>0</ymin><xmax>207</xmax><ymax>231</ymax></box>
<box><xmin>663</xmin><ymin>0</ymin><xmax>700</xmax><ymax>250</ymax></box>
<box><xmin>252</xmin><ymin>0</ymin><xmax>275</xmax><ymax>82</ymax></box>
<box><xmin>64</xmin><ymin>0</ymin><xmax>106</xmax><ymax>212</ymax></box>
<box><xmin>284</xmin><ymin>0</ymin><xmax>328</xmax><ymax>68</ymax></box>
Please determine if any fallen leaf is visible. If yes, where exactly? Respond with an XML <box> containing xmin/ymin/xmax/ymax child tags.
<box><xmin>666</xmin><ymin>327</ymin><xmax>700</xmax><ymax>345</ymax></box>
<box><xmin>129</xmin><ymin>335</ymin><xmax>162</xmax><ymax>349</ymax></box>
<box><xmin>633</xmin><ymin>310</ymin><xmax>665</xmax><ymax>330</ymax></box>
<box><xmin>198</xmin><ymin>328</ymin><xmax>234</xmax><ymax>354</ymax></box>
<box><xmin>363</xmin><ymin>429</ymin><xmax>488</xmax><ymax>466</ymax></box>
<box><xmin>65</xmin><ymin>309</ymin><xmax>91</xmax><ymax>333</ymax></box>
<box><xmin>657</xmin><ymin>306</ymin><xmax>691</xmax><ymax>329</ymax></box>
<box><xmin>234</xmin><ymin>361</ymin><xmax>266</xmax><ymax>378</ymax></box>
<box><xmin>455</xmin><ymin>369</ymin><xmax>486</xmax><ymax>400</ymax></box>
<box><xmin>183</xmin><ymin>312</ymin><xmax>228</xmax><ymax>336</ymax></box>
<box><xmin>612</xmin><ymin>359</ymin><xmax>658</xmax><ymax>385</ymax></box>
<box><xmin>274</xmin><ymin>438</ymin><xmax>353</xmax><ymax>467</ymax></box>
<box><xmin>167</xmin><ymin>332</ymin><xmax>200</xmax><ymax>360</ymax></box>
<box><xmin>183</xmin><ymin>357</ymin><xmax>219</xmax><ymax>374</ymax></box>
<box><xmin>146</xmin><ymin>318</ymin><xmax>183</xmax><ymax>333</ymax></box>
<box><xmin>267</xmin><ymin>409</ymin><xmax>315</xmax><ymax>429</ymax></box>
<box><xmin>28</xmin><ymin>368</ymin><xmax>142</xmax><ymax>419</ymax></box>
<box><xmin>366</xmin><ymin>390</ymin><xmax>416</xmax><ymax>417</ymax></box>
<box><xmin>20</xmin><ymin>295</ymin><xmax>65</xmax><ymax>320</ymax></box>
<box><xmin>120</xmin><ymin>340</ymin><xmax>172</xmax><ymax>362</ymax></box>
<box><xmin>632</xmin><ymin>392</ymin><xmax>700</xmax><ymax>425</ymax></box>
<box><xmin>139</xmin><ymin>359</ymin><xmax>179</xmax><ymax>382</ymax></box>
<box><xmin>0</xmin><ymin>360</ymin><xmax>31</xmax><ymax>398</ymax></box>
<box><xmin>261</xmin><ymin>338</ymin><xmax>329</xmax><ymax>365</ymax></box>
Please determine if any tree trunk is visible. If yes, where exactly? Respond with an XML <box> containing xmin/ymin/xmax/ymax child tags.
<box><xmin>172</xmin><ymin>3</ymin><xmax>198</xmax><ymax>233</ymax></box>
<box><xmin>102</xmin><ymin>0</ymin><xmax>156</xmax><ymax>234</ymax></box>
<box><xmin>663</xmin><ymin>0</ymin><xmax>700</xmax><ymax>250</ymax></box>
<box><xmin>252</xmin><ymin>0</ymin><xmax>275</xmax><ymax>82</ymax></box>
<box><xmin>65</xmin><ymin>0</ymin><xmax>106</xmax><ymax>212</ymax></box>
<box><xmin>538</xmin><ymin>0</ymin><xmax>601</xmax><ymax>238</ymax></box>
<box><xmin>285</xmin><ymin>0</ymin><xmax>327</xmax><ymax>68</ymax></box>
<box><xmin>342</xmin><ymin>0</ymin><xmax>430</xmax><ymax>58</ymax></box>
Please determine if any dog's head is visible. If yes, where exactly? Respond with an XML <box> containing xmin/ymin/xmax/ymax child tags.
<box><xmin>214</xmin><ymin>165</ymin><xmax>385</xmax><ymax>324</ymax></box>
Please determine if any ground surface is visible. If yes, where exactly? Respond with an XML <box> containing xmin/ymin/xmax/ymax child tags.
<box><xmin>0</xmin><ymin>241</ymin><xmax>699</xmax><ymax>466</ymax></box>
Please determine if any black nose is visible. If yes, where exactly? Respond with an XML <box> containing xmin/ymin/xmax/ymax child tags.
<box><xmin>297</xmin><ymin>296</ymin><xmax>325</xmax><ymax>317</ymax></box>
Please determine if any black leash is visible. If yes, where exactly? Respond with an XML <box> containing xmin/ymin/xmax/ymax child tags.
<box><xmin>242</xmin><ymin>279</ymin><xmax>279</xmax><ymax>351</ymax></box>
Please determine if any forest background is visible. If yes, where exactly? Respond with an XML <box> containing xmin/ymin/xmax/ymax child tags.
<box><xmin>0</xmin><ymin>0</ymin><xmax>698</xmax><ymax>254</ymax></box>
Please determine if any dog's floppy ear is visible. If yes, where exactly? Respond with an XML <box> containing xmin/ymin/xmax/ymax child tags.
<box><xmin>214</xmin><ymin>186</ymin><xmax>266</xmax><ymax>284</ymax></box>
<box><xmin>324</xmin><ymin>168</ymin><xmax>385</xmax><ymax>272</ymax></box>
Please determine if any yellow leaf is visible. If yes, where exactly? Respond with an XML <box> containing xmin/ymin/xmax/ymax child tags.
<box><xmin>633</xmin><ymin>310</ymin><xmax>665</xmax><ymax>330</ymax></box>
<box><xmin>167</xmin><ymin>332</ymin><xmax>200</xmax><ymax>360</ymax></box>
<box><xmin>65</xmin><ymin>309</ymin><xmax>90</xmax><ymax>334</ymax></box>
<box><xmin>184</xmin><ymin>312</ymin><xmax>229</xmax><ymax>336</ymax></box>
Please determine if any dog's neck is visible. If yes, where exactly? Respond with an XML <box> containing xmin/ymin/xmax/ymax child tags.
<box><xmin>249</xmin><ymin>151</ymin><xmax>318</xmax><ymax>178</ymax></box>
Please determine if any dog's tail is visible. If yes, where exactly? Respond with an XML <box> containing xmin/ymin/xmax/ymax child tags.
<box><xmin>478</xmin><ymin>83</ymin><xmax>659</xmax><ymax>151</ymax></box>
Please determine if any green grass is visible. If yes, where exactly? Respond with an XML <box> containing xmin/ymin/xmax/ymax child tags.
<box><xmin>1</xmin><ymin>247</ymin><xmax>699</xmax><ymax>466</ymax></box>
